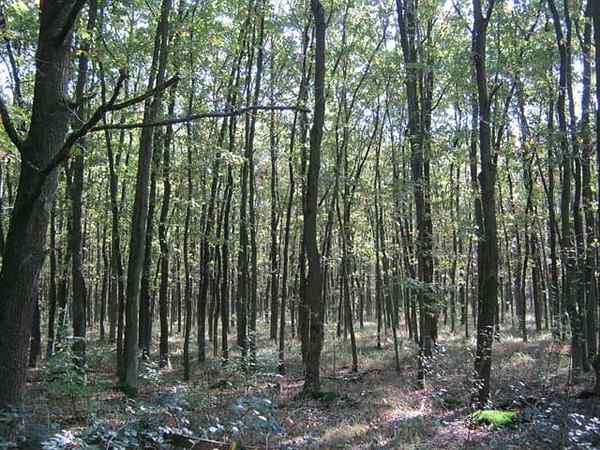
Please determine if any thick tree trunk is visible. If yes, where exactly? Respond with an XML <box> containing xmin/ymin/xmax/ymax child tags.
<box><xmin>0</xmin><ymin>1</ymin><xmax>82</xmax><ymax>409</ymax></box>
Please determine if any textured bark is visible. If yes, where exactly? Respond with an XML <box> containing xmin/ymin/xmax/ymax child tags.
<box><xmin>301</xmin><ymin>0</ymin><xmax>326</xmax><ymax>396</ymax></box>
<box><xmin>70</xmin><ymin>0</ymin><xmax>97</xmax><ymax>364</ymax></box>
<box><xmin>548</xmin><ymin>0</ymin><xmax>585</xmax><ymax>378</ymax></box>
<box><xmin>396</xmin><ymin>0</ymin><xmax>435</xmax><ymax>387</ymax></box>
<box><xmin>123</xmin><ymin>0</ymin><xmax>172</xmax><ymax>394</ymax></box>
<box><xmin>158</xmin><ymin>87</ymin><xmax>176</xmax><ymax>368</ymax></box>
<box><xmin>472</xmin><ymin>0</ymin><xmax>498</xmax><ymax>407</ymax></box>
<box><xmin>0</xmin><ymin>1</ymin><xmax>83</xmax><ymax>409</ymax></box>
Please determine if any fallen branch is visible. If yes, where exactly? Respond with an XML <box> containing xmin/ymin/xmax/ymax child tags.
<box><xmin>163</xmin><ymin>432</ymin><xmax>238</xmax><ymax>450</ymax></box>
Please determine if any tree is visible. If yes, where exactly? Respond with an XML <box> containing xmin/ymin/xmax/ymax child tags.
<box><xmin>547</xmin><ymin>0</ymin><xmax>586</xmax><ymax>378</ymax></box>
<box><xmin>300</xmin><ymin>0</ymin><xmax>326</xmax><ymax>397</ymax></box>
<box><xmin>0</xmin><ymin>0</ymin><xmax>165</xmax><ymax>408</ymax></box>
<box><xmin>0</xmin><ymin>1</ymin><xmax>99</xmax><ymax>409</ymax></box>
<box><xmin>396</xmin><ymin>0</ymin><xmax>436</xmax><ymax>388</ymax></box>
<box><xmin>123</xmin><ymin>0</ymin><xmax>173</xmax><ymax>394</ymax></box>
<box><xmin>472</xmin><ymin>0</ymin><xmax>499</xmax><ymax>407</ymax></box>
<box><xmin>70</xmin><ymin>0</ymin><xmax>98</xmax><ymax>364</ymax></box>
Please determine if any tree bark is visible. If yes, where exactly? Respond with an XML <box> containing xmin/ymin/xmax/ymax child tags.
<box><xmin>472</xmin><ymin>0</ymin><xmax>498</xmax><ymax>407</ymax></box>
<box><xmin>0</xmin><ymin>1</ymin><xmax>85</xmax><ymax>409</ymax></box>
<box><xmin>70</xmin><ymin>0</ymin><xmax>97</xmax><ymax>364</ymax></box>
<box><xmin>301</xmin><ymin>0</ymin><xmax>326</xmax><ymax>396</ymax></box>
<box><xmin>158</xmin><ymin>86</ymin><xmax>176</xmax><ymax>368</ymax></box>
<box><xmin>123</xmin><ymin>0</ymin><xmax>172</xmax><ymax>394</ymax></box>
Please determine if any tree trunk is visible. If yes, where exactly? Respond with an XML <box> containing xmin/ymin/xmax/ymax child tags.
<box><xmin>123</xmin><ymin>0</ymin><xmax>172</xmax><ymax>394</ymax></box>
<box><xmin>301</xmin><ymin>0</ymin><xmax>326</xmax><ymax>396</ymax></box>
<box><xmin>70</xmin><ymin>0</ymin><xmax>97</xmax><ymax>365</ymax></box>
<box><xmin>47</xmin><ymin>204</ymin><xmax>58</xmax><ymax>358</ymax></box>
<box><xmin>472</xmin><ymin>0</ymin><xmax>499</xmax><ymax>407</ymax></box>
<box><xmin>28</xmin><ymin>291</ymin><xmax>41</xmax><ymax>368</ymax></box>
<box><xmin>548</xmin><ymin>0</ymin><xmax>585</xmax><ymax>378</ymax></box>
<box><xmin>0</xmin><ymin>1</ymin><xmax>84</xmax><ymax>409</ymax></box>
<box><xmin>158</xmin><ymin>86</ymin><xmax>176</xmax><ymax>368</ymax></box>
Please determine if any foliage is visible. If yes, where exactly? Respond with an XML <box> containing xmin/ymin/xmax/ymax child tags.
<box><xmin>470</xmin><ymin>410</ymin><xmax>517</xmax><ymax>427</ymax></box>
<box><xmin>41</xmin><ymin>342</ymin><xmax>95</xmax><ymax>401</ymax></box>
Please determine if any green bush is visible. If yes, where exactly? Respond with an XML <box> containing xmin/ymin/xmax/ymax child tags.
<box><xmin>41</xmin><ymin>341</ymin><xmax>94</xmax><ymax>401</ymax></box>
<box><xmin>470</xmin><ymin>409</ymin><xmax>517</xmax><ymax>427</ymax></box>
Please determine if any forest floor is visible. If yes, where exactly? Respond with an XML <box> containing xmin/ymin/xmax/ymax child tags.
<box><xmin>8</xmin><ymin>321</ymin><xmax>600</xmax><ymax>449</ymax></box>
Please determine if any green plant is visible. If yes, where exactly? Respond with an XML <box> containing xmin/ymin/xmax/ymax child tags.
<box><xmin>470</xmin><ymin>410</ymin><xmax>517</xmax><ymax>427</ymax></box>
<box><xmin>41</xmin><ymin>341</ymin><xmax>94</xmax><ymax>402</ymax></box>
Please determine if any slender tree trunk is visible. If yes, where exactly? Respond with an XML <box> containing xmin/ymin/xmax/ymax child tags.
<box><xmin>47</xmin><ymin>205</ymin><xmax>58</xmax><ymax>358</ymax></box>
<box><xmin>472</xmin><ymin>0</ymin><xmax>498</xmax><ymax>407</ymax></box>
<box><xmin>29</xmin><ymin>291</ymin><xmax>41</xmax><ymax>368</ymax></box>
<box><xmin>269</xmin><ymin>96</ymin><xmax>279</xmax><ymax>342</ymax></box>
<box><xmin>579</xmin><ymin>1</ymin><xmax>597</xmax><ymax>358</ymax></box>
<box><xmin>396</xmin><ymin>0</ymin><xmax>435</xmax><ymax>387</ymax></box>
<box><xmin>301</xmin><ymin>0</ymin><xmax>326</xmax><ymax>396</ymax></box>
<box><xmin>158</xmin><ymin>86</ymin><xmax>176</xmax><ymax>368</ymax></box>
<box><xmin>548</xmin><ymin>0</ymin><xmax>585</xmax><ymax>378</ymax></box>
<box><xmin>70</xmin><ymin>0</ymin><xmax>97</xmax><ymax>365</ymax></box>
<box><xmin>123</xmin><ymin>0</ymin><xmax>172</xmax><ymax>394</ymax></box>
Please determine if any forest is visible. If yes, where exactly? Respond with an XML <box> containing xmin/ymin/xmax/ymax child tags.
<box><xmin>0</xmin><ymin>0</ymin><xmax>600</xmax><ymax>448</ymax></box>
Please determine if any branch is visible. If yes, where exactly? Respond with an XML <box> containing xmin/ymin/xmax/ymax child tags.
<box><xmin>0</xmin><ymin>6</ymin><xmax>22</xmax><ymax>106</ymax></box>
<box><xmin>57</xmin><ymin>0</ymin><xmax>87</xmax><ymax>46</ymax></box>
<box><xmin>0</xmin><ymin>94</ymin><xmax>23</xmax><ymax>150</ymax></box>
<box><xmin>90</xmin><ymin>104</ymin><xmax>310</xmax><ymax>132</ymax></box>
<box><xmin>41</xmin><ymin>72</ymin><xmax>179</xmax><ymax>175</ymax></box>
<box><xmin>41</xmin><ymin>70</ymin><xmax>127</xmax><ymax>175</ymax></box>
<box><xmin>110</xmin><ymin>74</ymin><xmax>180</xmax><ymax>111</ymax></box>
<box><xmin>484</xmin><ymin>0</ymin><xmax>496</xmax><ymax>23</ymax></box>
<box><xmin>431</xmin><ymin>82</ymin><xmax>449</xmax><ymax>112</ymax></box>
<box><xmin>452</xmin><ymin>0</ymin><xmax>472</xmax><ymax>33</ymax></box>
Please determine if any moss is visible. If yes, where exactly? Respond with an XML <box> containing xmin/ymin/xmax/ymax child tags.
<box><xmin>470</xmin><ymin>410</ymin><xmax>517</xmax><ymax>427</ymax></box>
